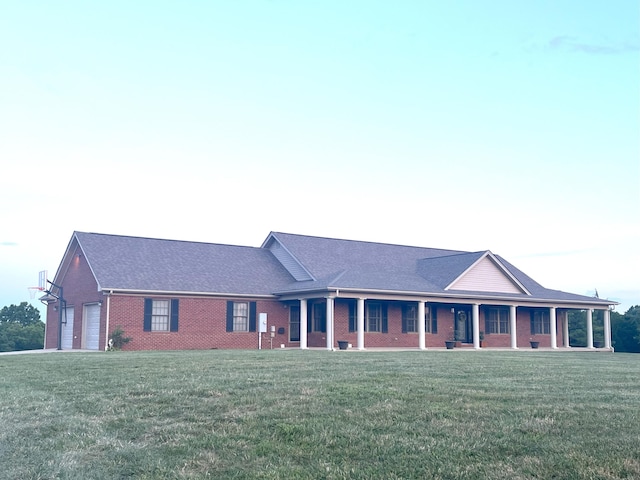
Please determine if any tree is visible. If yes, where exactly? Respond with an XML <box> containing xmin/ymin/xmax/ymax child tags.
<box><xmin>568</xmin><ymin>309</ymin><xmax>605</xmax><ymax>347</ymax></box>
<box><xmin>0</xmin><ymin>302</ymin><xmax>45</xmax><ymax>352</ymax></box>
<box><xmin>612</xmin><ymin>305</ymin><xmax>640</xmax><ymax>353</ymax></box>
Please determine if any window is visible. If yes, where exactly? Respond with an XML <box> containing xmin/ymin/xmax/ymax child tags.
<box><xmin>531</xmin><ymin>310</ymin><xmax>550</xmax><ymax>335</ymax></box>
<box><xmin>233</xmin><ymin>302</ymin><xmax>249</xmax><ymax>332</ymax></box>
<box><xmin>226</xmin><ymin>301</ymin><xmax>257</xmax><ymax>332</ymax></box>
<box><xmin>485</xmin><ymin>307</ymin><xmax>510</xmax><ymax>334</ymax></box>
<box><xmin>367</xmin><ymin>303</ymin><xmax>382</xmax><ymax>332</ymax></box>
<box><xmin>348</xmin><ymin>301</ymin><xmax>387</xmax><ymax>333</ymax></box>
<box><xmin>144</xmin><ymin>298</ymin><xmax>179</xmax><ymax>332</ymax></box>
<box><xmin>152</xmin><ymin>300</ymin><xmax>170</xmax><ymax>331</ymax></box>
<box><xmin>402</xmin><ymin>304</ymin><xmax>437</xmax><ymax>333</ymax></box>
<box><xmin>402</xmin><ymin>305</ymin><xmax>418</xmax><ymax>333</ymax></box>
<box><xmin>312</xmin><ymin>303</ymin><xmax>326</xmax><ymax>332</ymax></box>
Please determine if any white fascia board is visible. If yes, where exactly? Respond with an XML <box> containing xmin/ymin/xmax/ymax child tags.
<box><xmin>50</xmin><ymin>233</ymin><xmax>79</xmax><ymax>287</ymax></box>
<box><xmin>285</xmin><ymin>286</ymin><xmax>614</xmax><ymax>309</ymax></box>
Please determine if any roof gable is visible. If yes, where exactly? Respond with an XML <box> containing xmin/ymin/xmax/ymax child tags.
<box><xmin>262</xmin><ymin>233</ymin><xmax>314</xmax><ymax>281</ymax></box>
<box><xmin>446</xmin><ymin>252</ymin><xmax>530</xmax><ymax>294</ymax></box>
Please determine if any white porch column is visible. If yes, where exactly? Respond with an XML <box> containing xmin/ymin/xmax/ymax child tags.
<box><xmin>550</xmin><ymin>307</ymin><xmax>558</xmax><ymax>349</ymax></box>
<box><xmin>509</xmin><ymin>305</ymin><xmax>518</xmax><ymax>349</ymax></box>
<box><xmin>357</xmin><ymin>298</ymin><xmax>365</xmax><ymax>350</ymax></box>
<box><xmin>326</xmin><ymin>297</ymin><xmax>334</xmax><ymax>350</ymax></box>
<box><xmin>604</xmin><ymin>309</ymin><xmax>612</xmax><ymax>349</ymax></box>
<box><xmin>299</xmin><ymin>299</ymin><xmax>308</xmax><ymax>350</ymax></box>
<box><xmin>563</xmin><ymin>311</ymin><xmax>570</xmax><ymax>348</ymax></box>
<box><xmin>586</xmin><ymin>309</ymin><xmax>594</xmax><ymax>349</ymax></box>
<box><xmin>418</xmin><ymin>301</ymin><xmax>426</xmax><ymax>350</ymax></box>
<box><xmin>472</xmin><ymin>304</ymin><xmax>480</xmax><ymax>349</ymax></box>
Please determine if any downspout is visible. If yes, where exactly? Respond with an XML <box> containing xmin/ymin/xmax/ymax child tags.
<box><xmin>104</xmin><ymin>291</ymin><xmax>112</xmax><ymax>351</ymax></box>
<box><xmin>58</xmin><ymin>291</ymin><xmax>63</xmax><ymax>350</ymax></box>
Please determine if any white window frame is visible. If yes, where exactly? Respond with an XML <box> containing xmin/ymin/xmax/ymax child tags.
<box><xmin>233</xmin><ymin>302</ymin><xmax>249</xmax><ymax>332</ymax></box>
<box><xmin>532</xmin><ymin>310</ymin><xmax>551</xmax><ymax>335</ymax></box>
<box><xmin>486</xmin><ymin>307</ymin><xmax>510</xmax><ymax>334</ymax></box>
<box><xmin>402</xmin><ymin>304</ymin><xmax>418</xmax><ymax>333</ymax></box>
<box><xmin>151</xmin><ymin>300</ymin><xmax>170</xmax><ymax>332</ymax></box>
<box><xmin>367</xmin><ymin>303</ymin><xmax>382</xmax><ymax>332</ymax></box>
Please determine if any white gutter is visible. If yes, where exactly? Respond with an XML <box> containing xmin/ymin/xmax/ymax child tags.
<box><xmin>277</xmin><ymin>286</ymin><xmax>617</xmax><ymax>309</ymax></box>
<box><xmin>103</xmin><ymin>288</ymin><xmax>277</xmax><ymax>299</ymax></box>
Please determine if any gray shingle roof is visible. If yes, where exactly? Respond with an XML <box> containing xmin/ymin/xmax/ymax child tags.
<box><xmin>268</xmin><ymin>232</ymin><xmax>615</xmax><ymax>306</ymax></box>
<box><xmin>268</xmin><ymin>231</ymin><xmax>466</xmax><ymax>277</ymax></box>
<box><xmin>416</xmin><ymin>251</ymin><xmax>487</xmax><ymax>289</ymax></box>
<box><xmin>71</xmin><ymin>230</ymin><xmax>615</xmax><ymax>306</ymax></box>
<box><xmin>75</xmin><ymin>232</ymin><xmax>295</xmax><ymax>296</ymax></box>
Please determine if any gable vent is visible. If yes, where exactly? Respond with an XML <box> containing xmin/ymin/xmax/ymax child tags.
<box><xmin>448</xmin><ymin>256</ymin><xmax>524</xmax><ymax>294</ymax></box>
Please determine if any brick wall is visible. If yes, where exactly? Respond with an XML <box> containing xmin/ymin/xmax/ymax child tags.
<box><xmin>45</xmin><ymin>245</ymin><xmax>103</xmax><ymax>349</ymax></box>
<box><xmin>109</xmin><ymin>295</ymin><xmax>290</xmax><ymax>351</ymax></box>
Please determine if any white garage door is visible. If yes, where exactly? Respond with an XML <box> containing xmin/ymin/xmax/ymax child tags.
<box><xmin>84</xmin><ymin>304</ymin><xmax>101</xmax><ymax>350</ymax></box>
<box><xmin>62</xmin><ymin>307</ymin><xmax>74</xmax><ymax>349</ymax></box>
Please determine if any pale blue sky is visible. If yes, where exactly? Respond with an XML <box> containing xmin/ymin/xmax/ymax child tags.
<box><xmin>1</xmin><ymin>1</ymin><xmax>638</xmax><ymax>317</ymax></box>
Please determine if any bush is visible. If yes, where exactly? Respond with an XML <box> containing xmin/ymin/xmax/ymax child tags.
<box><xmin>108</xmin><ymin>327</ymin><xmax>132</xmax><ymax>350</ymax></box>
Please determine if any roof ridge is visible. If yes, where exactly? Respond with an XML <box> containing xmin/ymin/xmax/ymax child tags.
<box><xmin>418</xmin><ymin>250</ymin><xmax>488</xmax><ymax>261</ymax></box>
<box><xmin>270</xmin><ymin>231</ymin><xmax>469</xmax><ymax>254</ymax></box>
<box><xmin>75</xmin><ymin>231</ymin><xmax>260</xmax><ymax>250</ymax></box>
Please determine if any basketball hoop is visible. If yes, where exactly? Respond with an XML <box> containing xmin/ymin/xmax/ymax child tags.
<box><xmin>28</xmin><ymin>286</ymin><xmax>44</xmax><ymax>300</ymax></box>
<box><xmin>28</xmin><ymin>269</ymin><xmax>49</xmax><ymax>301</ymax></box>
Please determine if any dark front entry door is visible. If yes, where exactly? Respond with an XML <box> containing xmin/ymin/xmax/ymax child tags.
<box><xmin>455</xmin><ymin>308</ymin><xmax>473</xmax><ymax>343</ymax></box>
<box><xmin>289</xmin><ymin>305</ymin><xmax>300</xmax><ymax>342</ymax></box>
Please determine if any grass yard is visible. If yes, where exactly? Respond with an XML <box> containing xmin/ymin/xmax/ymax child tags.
<box><xmin>1</xmin><ymin>349</ymin><xmax>639</xmax><ymax>479</ymax></box>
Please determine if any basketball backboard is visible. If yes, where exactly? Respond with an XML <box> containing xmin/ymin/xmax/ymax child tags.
<box><xmin>38</xmin><ymin>270</ymin><xmax>47</xmax><ymax>290</ymax></box>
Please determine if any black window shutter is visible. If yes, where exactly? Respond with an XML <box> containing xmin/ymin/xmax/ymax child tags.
<box><xmin>226</xmin><ymin>301</ymin><xmax>234</xmax><ymax>332</ymax></box>
<box><xmin>307</xmin><ymin>305</ymin><xmax>312</xmax><ymax>333</ymax></box>
<box><xmin>382</xmin><ymin>304</ymin><xmax>388</xmax><ymax>333</ymax></box>
<box><xmin>143</xmin><ymin>298</ymin><xmax>152</xmax><ymax>331</ymax></box>
<box><xmin>348</xmin><ymin>301</ymin><xmax>356</xmax><ymax>332</ymax></box>
<box><xmin>170</xmin><ymin>299</ymin><xmax>179</xmax><ymax>332</ymax></box>
<box><xmin>432</xmin><ymin>307</ymin><xmax>438</xmax><ymax>334</ymax></box>
<box><xmin>249</xmin><ymin>302</ymin><xmax>257</xmax><ymax>332</ymax></box>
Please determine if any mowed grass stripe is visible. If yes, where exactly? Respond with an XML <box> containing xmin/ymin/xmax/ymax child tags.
<box><xmin>1</xmin><ymin>350</ymin><xmax>639</xmax><ymax>479</ymax></box>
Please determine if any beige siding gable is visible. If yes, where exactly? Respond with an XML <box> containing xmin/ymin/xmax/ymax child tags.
<box><xmin>447</xmin><ymin>255</ymin><xmax>527</xmax><ymax>294</ymax></box>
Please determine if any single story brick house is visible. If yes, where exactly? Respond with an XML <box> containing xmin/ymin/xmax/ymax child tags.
<box><xmin>43</xmin><ymin>231</ymin><xmax>616</xmax><ymax>351</ymax></box>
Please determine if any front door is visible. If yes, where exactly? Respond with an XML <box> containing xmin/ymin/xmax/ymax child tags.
<box><xmin>455</xmin><ymin>307</ymin><xmax>473</xmax><ymax>343</ymax></box>
<box><xmin>289</xmin><ymin>305</ymin><xmax>300</xmax><ymax>342</ymax></box>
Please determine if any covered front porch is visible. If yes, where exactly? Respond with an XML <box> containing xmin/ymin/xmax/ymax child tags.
<box><xmin>285</xmin><ymin>296</ymin><xmax>613</xmax><ymax>351</ymax></box>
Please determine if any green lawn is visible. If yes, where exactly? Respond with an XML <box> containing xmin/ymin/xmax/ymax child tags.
<box><xmin>1</xmin><ymin>349</ymin><xmax>639</xmax><ymax>479</ymax></box>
